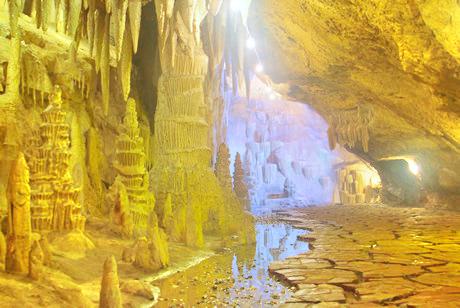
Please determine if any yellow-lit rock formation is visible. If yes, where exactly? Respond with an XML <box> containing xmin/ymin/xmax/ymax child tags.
<box><xmin>111</xmin><ymin>98</ymin><xmax>154</xmax><ymax>237</ymax></box>
<box><xmin>26</xmin><ymin>86</ymin><xmax>85</xmax><ymax>232</ymax></box>
<box><xmin>6</xmin><ymin>152</ymin><xmax>31</xmax><ymax>274</ymax></box>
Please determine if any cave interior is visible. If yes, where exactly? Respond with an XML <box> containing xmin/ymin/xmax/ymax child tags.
<box><xmin>0</xmin><ymin>0</ymin><xmax>459</xmax><ymax>307</ymax></box>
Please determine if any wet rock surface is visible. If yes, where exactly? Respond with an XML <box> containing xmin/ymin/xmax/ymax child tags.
<box><xmin>271</xmin><ymin>205</ymin><xmax>460</xmax><ymax>306</ymax></box>
<box><xmin>153</xmin><ymin>219</ymin><xmax>309</xmax><ymax>307</ymax></box>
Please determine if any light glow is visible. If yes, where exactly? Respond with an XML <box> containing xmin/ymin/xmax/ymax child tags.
<box><xmin>407</xmin><ymin>159</ymin><xmax>420</xmax><ymax>175</ymax></box>
<box><xmin>255</xmin><ymin>63</ymin><xmax>264</xmax><ymax>73</ymax></box>
<box><xmin>231</xmin><ymin>0</ymin><xmax>244</xmax><ymax>12</ymax></box>
<box><xmin>246</xmin><ymin>37</ymin><xmax>256</xmax><ymax>49</ymax></box>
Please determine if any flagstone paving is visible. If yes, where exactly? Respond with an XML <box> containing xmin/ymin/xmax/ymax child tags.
<box><xmin>270</xmin><ymin>205</ymin><xmax>460</xmax><ymax>307</ymax></box>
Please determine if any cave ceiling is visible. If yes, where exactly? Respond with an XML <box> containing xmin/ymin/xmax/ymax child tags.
<box><xmin>249</xmin><ymin>0</ymin><xmax>460</xmax><ymax>191</ymax></box>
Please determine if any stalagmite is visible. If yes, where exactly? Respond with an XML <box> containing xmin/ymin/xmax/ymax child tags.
<box><xmin>146</xmin><ymin>212</ymin><xmax>169</xmax><ymax>268</ymax></box>
<box><xmin>6</xmin><ymin>152</ymin><xmax>31</xmax><ymax>274</ymax></box>
<box><xmin>128</xmin><ymin>0</ymin><xmax>142</xmax><ymax>53</ymax></box>
<box><xmin>160</xmin><ymin>193</ymin><xmax>173</xmax><ymax>231</ymax></box>
<box><xmin>106</xmin><ymin>177</ymin><xmax>133</xmax><ymax>238</ymax></box>
<box><xmin>26</xmin><ymin>86</ymin><xmax>86</xmax><ymax>232</ymax></box>
<box><xmin>111</xmin><ymin>98</ymin><xmax>155</xmax><ymax>236</ymax></box>
<box><xmin>99</xmin><ymin>256</ymin><xmax>122</xmax><ymax>308</ymax></box>
<box><xmin>215</xmin><ymin>143</ymin><xmax>232</xmax><ymax>191</ymax></box>
<box><xmin>233</xmin><ymin>152</ymin><xmax>249</xmax><ymax>209</ymax></box>
<box><xmin>28</xmin><ymin>240</ymin><xmax>44</xmax><ymax>280</ymax></box>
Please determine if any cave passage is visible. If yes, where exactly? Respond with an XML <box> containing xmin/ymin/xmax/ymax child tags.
<box><xmin>0</xmin><ymin>0</ymin><xmax>459</xmax><ymax>307</ymax></box>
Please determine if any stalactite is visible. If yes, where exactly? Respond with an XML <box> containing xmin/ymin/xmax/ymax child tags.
<box><xmin>67</xmin><ymin>0</ymin><xmax>82</xmax><ymax>38</ymax></box>
<box><xmin>101</xmin><ymin>13</ymin><xmax>110</xmax><ymax>115</ymax></box>
<box><xmin>35</xmin><ymin>0</ymin><xmax>43</xmax><ymax>30</ymax></box>
<box><xmin>8</xmin><ymin>0</ymin><xmax>20</xmax><ymax>37</ymax></box>
<box><xmin>93</xmin><ymin>9</ymin><xmax>104</xmax><ymax>70</ymax></box>
<box><xmin>105</xmin><ymin>0</ymin><xmax>112</xmax><ymax>14</ymax></box>
<box><xmin>128</xmin><ymin>0</ymin><xmax>142</xmax><ymax>53</ymax></box>
<box><xmin>112</xmin><ymin>0</ymin><xmax>128</xmax><ymax>61</ymax></box>
<box><xmin>41</xmin><ymin>0</ymin><xmax>52</xmax><ymax>31</ymax></box>
<box><xmin>86</xmin><ymin>0</ymin><xmax>95</xmax><ymax>54</ymax></box>
<box><xmin>119</xmin><ymin>21</ymin><xmax>133</xmax><ymax>102</ymax></box>
<box><xmin>327</xmin><ymin>124</ymin><xmax>336</xmax><ymax>150</ymax></box>
<box><xmin>329</xmin><ymin>105</ymin><xmax>373</xmax><ymax>153</ymax></box>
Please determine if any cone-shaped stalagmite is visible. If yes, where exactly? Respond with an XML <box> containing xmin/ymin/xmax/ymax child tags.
<box><xmin>111</xmin><ymin>98</ymin><xmax>155</xmax><ymax>236</ymax></box>
<box><xmin>6</xmin><ymin>152</ymin><xmax>32</xmax><ymax>274</ymax></box>
<box><xmin>27</xmin><ymin>86</ymin><xmax>86</xmax><ymax>232</ymax></box>
<box><xmin>99</xmin><ymin>256</ymin><xmax>122</xmax><ymax>308</ymax></box>
<box><xmin>215</xmin><ymin>143</ymin><xmax>232</xmax><ymax>191</ymax></box>
<box><xmin>28</xmin><ymin>240</ymin><xmax>44</xmax><ymax>280</ymax></box>
<box><xmin>233</xmin><ymin>152</ymin><xmax>249</xmax><ymax>208</ymax></box>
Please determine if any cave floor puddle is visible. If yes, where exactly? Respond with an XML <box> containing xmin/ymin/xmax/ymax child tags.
<box><xmin>152</xmin><ymin>220</ymin><xmax>309</xmax><ymax>307</ymax></box>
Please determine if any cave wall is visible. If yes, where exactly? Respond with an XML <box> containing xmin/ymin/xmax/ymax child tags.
<box><xmin>0</xmin><ymin>1</ymin><xmax>254</xmax><ymax>247</ymax></box>
<box><xmin>249</xmin><ymin>0</ymin><xmax>460</xmax><ymax>207</ymax></box>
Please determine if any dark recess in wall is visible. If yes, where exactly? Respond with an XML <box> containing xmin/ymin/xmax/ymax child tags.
<box><xmin>133</xmin><ymin>1</ymin><xmax>161</xmax><ymax>133</ymax></box>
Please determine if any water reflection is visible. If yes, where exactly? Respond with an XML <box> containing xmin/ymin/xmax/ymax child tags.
<box><xmin>154</xmin><ymin>222</ymin><xmax>308</xmax><ymax>307</ymax></box>
<box><xmin>221</xmin><ymin>223</ymin><xmax>308</xmax><ymax>305</ymax></box>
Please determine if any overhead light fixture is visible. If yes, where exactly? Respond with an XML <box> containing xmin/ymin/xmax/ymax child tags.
<box><xmin>255</xmin><ymin>63</ymin><xmax>264</xmax><ymax>73</ymax></box>
<box><xmin>246</xmin><ymin>37</ymin><xmax>256</xmax><ymax>50</ymax></box>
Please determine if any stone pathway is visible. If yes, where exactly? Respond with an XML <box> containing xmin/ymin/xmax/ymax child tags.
<box><xmin>271</xmin><ymin>205</ymin><xmax>460</xmax><ymax>307</ymax></box>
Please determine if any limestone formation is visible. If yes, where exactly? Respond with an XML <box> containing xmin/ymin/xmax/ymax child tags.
<box><xmin>0</xmin><ymin>231</ymin><xmax>5</xmax><ymax>264</ymax></box>
<box><xmin>159</xmin><ymin>193</ymin><xmax>173</xmax><ymax>231</ymax></box>
<box><xmin>337</xmin><ymin>166</ymin><xmax>381</xmax><ymax>205</ymax></box>
<box><xmin>133</xmin><ymin>237</ymin><xmax>159</xmax><ymax>271</ymax></box>
<box><xmin>26</xmin><ymin>86</ymin><xmax>86</xmax><ymax>232</ymax></box>
<box><xmin>39</xmin><ymin>235</ymin><xmax>52</xmax><ymax>266</ymax></box>
<box><xmin>6</xmin><ymin>152</ymin><xmax>31</xmax><ymax>274</ymax></box>
<box><xmin>233</xmin><ymin>153</ymin><xmax>249</xmax><ymax>209</ymax></box>
<box><xmin>106</xmin><ymin>177</ymin><xmax>133</xmax><ymax>238</ymax></box>
<box><xmin>28</xmin><ymin>240</ymin><xmax>44</xmax><ymax>280</ymax></box>
<box><xmin>131</xmin><ymin>214</ymin><xmax>169</xmax><ymax>271</ymax></box>
<box><xmin>146</xmin><ymin>212</ymin><xmax>169</xmax><ymax>269</ymax></box>
<box><xmin>151</xmin><ymin>1</ymin><xmax>254</xmax><ymax>248</ymax></box>
<box><xmin>327</xmin><ymin>106</ymin><xmax>373</xmax><ymax>153</ymax></box>
<box><xmin>99</xmin><ymin>256</ymin><xmax>122</xmax><ymax>308</ymax></box>
<box><xmin>215</xmin><ymin>143</ymin><xmax>232</xmax><ymax>191</ymax></box>
<box><xmin>111</xmin><ymin>98</ymin><xmax>154</xmax><ymax>237</ymax></box>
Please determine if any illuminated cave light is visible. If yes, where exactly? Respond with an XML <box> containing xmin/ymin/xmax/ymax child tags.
<box><xmin>231</xmin><ymin>0</ymin><xmax>245</xmax><ymax>12</ymax></box>
<box><xmin>247</xmin><ymin>37</ymin><xmax>256</xmax><ymax>50</ymax></box>
<box><xmin>407</xmin><ymin>159</ymin><xmax>420</xmax><ymax>175</ymax></box>
<box><xmin>255</xmin><ymin>63</ymin><xmax>264</xmax><ymax>73</ymax></box>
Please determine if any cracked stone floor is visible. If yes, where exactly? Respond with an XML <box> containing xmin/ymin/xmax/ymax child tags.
<box><xmin>271</xmin><ymin>205</ymin><xmax>460</xmax><ymax>307</ymax></box>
